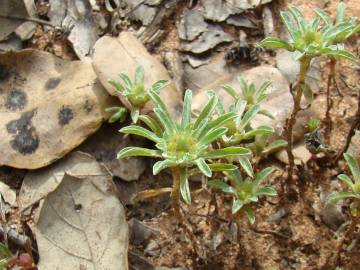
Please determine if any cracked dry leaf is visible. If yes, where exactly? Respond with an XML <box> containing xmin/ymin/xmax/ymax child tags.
<box><xmin>180</xmin><ymin>25</ymin><xmax>233</xmax><ymax>54</ymax></box>
<box><xmin>93</xmin><ymin>32</ymin><xmax>182</xmax><ymax>119</ymax></box>
<box><xmin>48</xmin><ymin>0</ymin><xmax>98</xmax><ymax>59</ymax></box>
<box><xmin>31</xmin><ymin>152</ymin><xmax>128</xmax><ymax>270</ymax></box>
<box><xmin>178</xmin><ymin>10</ymin><xmax>208</xmax><ymax>41</ymax></box>
<box><xmin>0</xmin><ymin>0</ymin><xmax>29</xmax><ymax>40</ymax></box>
<box><xmin>0</xmin><ymin>50</ymin><xmax>115</xmax><ymax>169</ymax></box>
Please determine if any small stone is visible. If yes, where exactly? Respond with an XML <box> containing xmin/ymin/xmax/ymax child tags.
<box><xmin>178</xmin><ymin>10</ymin><xmax>208</xmax><ymax>41</ymax></box>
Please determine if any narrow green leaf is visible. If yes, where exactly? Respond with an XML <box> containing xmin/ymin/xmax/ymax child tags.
<box><xmin>228</xmin><ymin>169</ymin><xmax>243</xmax><ymax>186</ymax></box>
<box><xmin>208</xmin><ymin>179</ymin><xmax>231</xmax><ymax>190</ymax></box>
<box><xmin>337</xmin><ymin>174</ymin><xmax>355</xmax><ymax>190</ymax></box>
<box><xmin>238</xmin><ymin>156</ymin><xmax>254</xmax><ymax>178</ymax></box>
<box><xmin>255</xmin><ymin>187</ymin><xmax>277</xmax><ymax>197</ymax></box>
<box><xmin>336</xmin><ymin>2</ymin><xmax>346</xmax><ymax>25</ymax></box>
<box><xmin>232</xmin><ymin>199</ymin><xmax>244</xmax><ymax>214</ymax></box>
<box><xmin>254</xmin><ymin>167</ymin><xmax>274</xmax><ymax>188</ymax></box>
<box><xmin>153</xmin><ymin>160</ymin><xmax>175</xmax><ymax>175</ymax></box>
<box><xmin>207</xmin><ymin>112</ymin><xmax>238</xmax><ymax>130</ymax></box>
<box><xmin>117</xmin><ymin>147</ymin><xmax>162</xmax><ymax>159</ymax></box>
<box><xmin>154</xmin><ymin>108</ymin><xmax>175</xmax><ymax>135</ymax></box>
<box><xmin>134</xmin><ymin>66</ymin><xmax>145</xmax><ymax>86</ymax></box>
<box><xmin>256</xmin><ymin>81</ymin><xmax>271</xmax><ymax>99</ymax></box>
<box><xmin>199</xmin><ymin>127</ymin><xmax>228</xmax><ymax>146</ymax></box>
<box><xmin>242</xmin><ymin>126</ymin><xmax>274</xmax><ymax>140</ymax></box>
<box><xmin>326</xmin><ymin>191</ymin><xmax>358</xmax><ymax>205</ymax></box>
<box><xmin>108</xmin><ymin>109</ymin><xmax>127</xmax><ymax>123</ymax></box>
<box><xmin>259</xmin><ymin>37</ymin><xmax>293</xmax><ymax>51</ymax></box>
<box><xmin>138</xmin><ymin>115</ymin><xmax>163</xmax><ymax>137</ymax></box>
<box><xmin>195</xmin><ymin>158</ymin><xmax>212</xmax><ymax>177</ymax></box>
<box><xmin>151</xmin><ymin>79</ymin><xmax>169</xmax><ymax>93</ymax></box>
<box><xmin>289</xmin><ymin>6</ymin><xmax>306</xmax><ymax>33</ymax></box>
<box><xmin>120</xmin><ymin>125</ymin><xmax>161</xmax><ymax>143</ymax></box>
<box><xmin>280</xmin><ymin>11</ymin><xmax>297</xmax><ymax>40</ymax></box>
<box><xmin>194</xmin><ymin>95</ymin><xmax>218</xmax><ymax>129</ymax></box>
<box><xmin>314</xmin><ymin>8</ymin><xmax>332</xmax><ymax>25</ymax></box>
<box><xmin>204</xmin><ymin>147</ymin><xmax>251</xmax><ymax>159</ymax></box>
<box><xmin>207</xmin><ymin>90</ymin><xmax>225</xmax><ymax>114</ymax></box>
<box><xmin>344</xmin><ymin>153</ymin><xmax>360</xmax><ymax>182</ymax></box>
<box><xmin>262</xmin><ymin>140</ymin><xmax>288</xmax><ymax>155</ymax></box>
<box><xmin>148</xmin><ymin>91</ymin><xmax>174</xmax><ymax>130</ymax></box>
<box><xmin>181</xmin><ymin>89</ymin><xmax>192</xmax><ymax>128</ymax></box>
<box><xmin>108</xmin><ymin>79</ymin><xmax>124</xmax><ymax>91</ymax></box>
<box><xmin>118</xmin><ymin>72</ymin><xmax>133</xmax><ymax>89</ymax></box>
<box><xmin>180</xmin><ymin>170</ymin><xmax>191</xmax><ymax>204</ymax></box>
<box><xmin>239</xmin><ymin>104</ymin><xmax>261</xmax><ymax>131</ymax></box>
<box><xmin>189</xmin><ymin>163</ymin><xmax>237</xmax><ymax>176</ymax></box>
<box><xmin>244</xmin><ymin>206</ymin><xmax>255</xmax><ymax>224</ymax></box>
<box><xmin>258</xmin><ymin>109</ymin><xmax>275</xmax><ymax>119</ymax></box>
<box><xmin>223</xmin><ymin>85</ymin><xmax>239</xmax><ymax>99</ymax></box>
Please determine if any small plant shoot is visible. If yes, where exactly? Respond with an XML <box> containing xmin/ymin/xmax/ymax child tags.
<box><xmin>209</xmin><ymin>166</ymin><xmax>276</xmax><ymax>224</ymax></box>
<box><xmin>108</xmin><ymin>65</ymin><xmax>169</xmax><ymax>123</ymax></box>
<box><xmin>118</xmin><ymin>89</ymin><xmax>250</xmax><ymax>219</ymax></box>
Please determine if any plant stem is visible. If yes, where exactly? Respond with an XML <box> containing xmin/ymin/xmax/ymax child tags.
<box><xmin>335</xmin><ymin>91</ymin><xmax>360</xmax><ymax>162</ymax></box>
<box><xmin>324</xmin><ymin>57</ymin><xmax>336</xmax><ymax>144</ymax></box>
<box><xmin>171</xmin><ymin>167</ymin><xmax>182</xmax><ymax>221</ymax></box>
<box><xmin>285</xmin><ymin>57</ymin><xmax>311</xmax><ymax>183</ymax></box>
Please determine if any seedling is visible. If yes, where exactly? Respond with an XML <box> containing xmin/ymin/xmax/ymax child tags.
<box><xmin>118</xmin><ymin>89</ymin><xmax>250</xmax><ymax>219</ymax></box>
<box><xmin>259</xmin><ymin>5</ymin><xmax>357</xmax><ymax>182</ymax></box>
<box><xmin>108</xmin><ymin>65</ymin><xmax>169</xmax><ymax>123</ymax></box>
<box><xmin>327</xmin><ymin>153</ymin><xmax>360</xmax><ymax>216</ymax></box>
<box><xmin>209</xmin><ymin>79</ymin><xmax>277</xmax><ymax>176</ymax></box>
<box><xmin>315</xmin><ymin>3</ymin><xmax>359</xmax><ymax>142</ymax></box>
<box><xmin>209</xmin><ymin>166</ymin><xmax>276</xmax><ymax>224</ymax></box>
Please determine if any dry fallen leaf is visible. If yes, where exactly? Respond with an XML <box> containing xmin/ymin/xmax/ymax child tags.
<box><xmin>48</xmin><ymin>0</ymin><xmax>98</xmax><ymax>60</ymax></box>
<box><xmin>0</xmin><ymin>49</ymin><xmax>115</xmax><ymax>169</ymax></box>
<box><xmin>27</xmin><ymin>152</ymin><xmax>128</xmax><ymax>270</ymax></box>
<box><xmin>0</xmin><ymin>0</ymin><xmax>30</xmax><ymax>41</ymax></box>
<box><xmin>92</xmin><ymin>32</ymin><xmax>182</xmax><ymax>119</ymax></box>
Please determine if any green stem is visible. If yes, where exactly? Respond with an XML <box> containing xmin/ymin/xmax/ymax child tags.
<box><xmin>171</xmin><ymin>167</ymin><xmax>182</xmax><ymax>221</ymax></box>
<box><xmin>285</xmin><ymin>56</ymin><xmax>311</xmax><ymax>183</ymax></box>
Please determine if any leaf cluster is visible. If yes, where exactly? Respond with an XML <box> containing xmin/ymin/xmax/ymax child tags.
<box><xmin>259</xmin><ymin>4</ymin><xmax>358</xmax><ymax>61</ymax></box>
<box><xmin>209</xmin><ymin>167</ymin><xmax>276</xmax><ymax>224</ymax></box>
<box><xmin>327</xmin><ymin>153</ymin><xmax>360</xmax><ymax>215</ymax></box>
<box><xmin>108</xmin><ymin>65</ymin><xmax>169</xmax><ymax>123</ymax></box>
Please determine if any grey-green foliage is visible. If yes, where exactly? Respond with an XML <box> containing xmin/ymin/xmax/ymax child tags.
<box><xmin>208</xmin><ymin>78</ymin><xmax>285</xmax><ymax>176</ymax></box>
<box><xmin>118</xmin><ymin>89</ymin><xmax>250</xmax><ymax>204</ymax></box>
<box><xmin>327</xmin><ymin>153</ymin><xmax>360</xmax><ymax>216</ymax></box>
<box><xmin>259</xmin><ymin>5</ymin><xmax>357</xmax><ymax>61</ymax></box>
<box><xmin>209</xmin><ymin>166</ymin><xmax>276</xmax><ymax>224</ymax></box>
<box><xmin>108</xmin><ymin>65</ymin><xmax>169</xmax><ymax>123</ymax></box>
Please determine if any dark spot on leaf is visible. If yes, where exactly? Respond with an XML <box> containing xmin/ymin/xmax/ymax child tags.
<box><xmin>83</xmin><ymin>100</ymin><xmax>93</xmax><ymax>113</ymax></box>
<box><xmin>5</xmin><ymin>89</ymin><xmax>27</xmax><ymax>111</ymax></box>
<box><xmin>58</xmin><ymin>106</ymin><xmax>74</xmax><ymax>126</ymax></box>
<box><xmin>45</xmin><ymin>78</ymin><xmax>61</xmax><ymax>90</ymax></box>
<box><xmin>6</xmin><ymin>110</ymin><xmax>39</xmax><ymax>155</ymax></box>
<box><xmin>0</xmin><ymin>64</ymin><xmax>10</xmax><ymax>82</ymax></box>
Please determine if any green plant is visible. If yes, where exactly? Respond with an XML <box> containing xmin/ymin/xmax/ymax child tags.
<box><xmin>118</xmin><ymin>89</ymin><xmax>251</xmax><ymax>219</ymax></box>
<box><xmin>259</xmin><ymin>5</ymin><xmax>357</xmax><ymax>183</ymax></box>
<box><xmin>327</xmin><ymin>153</ymin><xmax>360</xmax><ymax>216</ymax></box>
<box><xmin>314</xmin><ymin>3</ymin><xmax>359</xmax><ymax>144</ymax></box>
<box><xmin>108</xmin><ymin>65</ymin><xmax>169</xmax><ymax>123</ymax></box>
<box><xmin>208</xmin><ymin>166</ymin><xmax>276</xmax><ymax>224</ymax></box>
<box><xmin>222</xmin><ymin>78</ymin><xmax>274</xmax><ymax>119</ymax></box>
<box><xmin>307</xmin><ymin>117</ymin><xmax>321</xmax><ymax>133</ymax></box>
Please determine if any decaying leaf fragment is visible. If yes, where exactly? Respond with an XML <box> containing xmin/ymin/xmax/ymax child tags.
<box><xmin>0</xmin><ymin>50</ymin><xmax>115</xmax><ymax>169</ymax></box>
<box><xmin>20</xmin><ymin>152</ymin><xmax>129</xmax><ymax>270</ymax></box>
